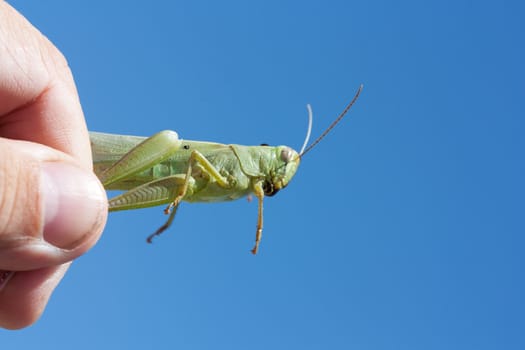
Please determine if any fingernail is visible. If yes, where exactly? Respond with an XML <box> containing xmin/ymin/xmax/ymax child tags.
<box><xmin>41</xmin><ymin>162</ymin><xmax>106</xmax><ymax>249</ymax></box>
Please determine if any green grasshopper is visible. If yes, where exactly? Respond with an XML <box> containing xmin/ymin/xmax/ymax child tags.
<box><xmin>91</xmin><ymin>85</ymin><xmax>362</xmax><ymax>254</ymax></box>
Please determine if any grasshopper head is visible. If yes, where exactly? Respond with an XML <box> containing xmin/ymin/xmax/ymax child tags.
<box><xmin>260</xmin><ymin>84</ymin><xmax>363</xmax><ymax>197</ymax></box>
<box><xmin>262</xmin><ymin>146</ymin><xmax>300</xmax><ymax>196</ymax></box>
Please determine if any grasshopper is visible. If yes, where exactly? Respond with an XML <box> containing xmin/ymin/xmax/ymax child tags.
<box><xmin>91</xmin><ymin>85</ymin><xmax>362</xmax><ymax>254</ymax></box>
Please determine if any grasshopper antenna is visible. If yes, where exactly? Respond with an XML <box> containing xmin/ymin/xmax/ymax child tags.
<box><xmin>299</xmin><ymin>104</ymin><xmax>313</xmax><ymax>155</ymax></box>
<box><xmin>299</xmin><ymin>84</ymin><xmax>363</xmax><ymax>158</ymax></box>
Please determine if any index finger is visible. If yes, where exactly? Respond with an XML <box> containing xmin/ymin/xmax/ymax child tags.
<box><xmin>0</xmin><ymin>1</ymin><xmax>91</xmax><ymax>169</ymax></box>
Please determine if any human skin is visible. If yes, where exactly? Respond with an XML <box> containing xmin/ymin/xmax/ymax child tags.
<box><xmin>0</xmin><ymin>1</ymin><xmax>107</xmax><ymax>329</ymax></box>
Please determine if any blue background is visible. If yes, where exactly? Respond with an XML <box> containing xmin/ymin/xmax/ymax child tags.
<box><xmin>3</xmin><ymin>0</ymin><xmax>524</xmax><ymax>349</ymax></box>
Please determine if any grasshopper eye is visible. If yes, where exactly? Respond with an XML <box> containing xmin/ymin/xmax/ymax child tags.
<box><xmin>280</xmin><ymin>147</ymin><xmax>294</xmax><ymax>163</ymax></box>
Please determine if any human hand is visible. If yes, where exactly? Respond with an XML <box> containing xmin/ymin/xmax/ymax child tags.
<box><xmin>0</xmin><ymin>2</ymin><xmax>107</xmax><ymax>329</ymax></box>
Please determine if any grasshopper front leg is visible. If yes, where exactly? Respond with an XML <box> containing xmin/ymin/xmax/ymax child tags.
<box><xmin>251</xmin><ymin>181</ymin><xmax>265</xmax><ymax>255</ymax></box>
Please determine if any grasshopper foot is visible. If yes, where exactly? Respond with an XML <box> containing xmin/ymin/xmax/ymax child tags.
<box><xmin>147</xmin><ymin>206</ymin><xmax>179</xmax><ymax>243</ymax></box>
<box><xmin>146</xmin><ymin>224</ymin><xmax>167</xmax><ymax>243</ymax></box>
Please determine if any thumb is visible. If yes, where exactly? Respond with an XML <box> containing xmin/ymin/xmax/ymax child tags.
<box><xmin>0</xmin><ymin>138</ymin><xmax>107</xmax><ymax>271</ymax></box>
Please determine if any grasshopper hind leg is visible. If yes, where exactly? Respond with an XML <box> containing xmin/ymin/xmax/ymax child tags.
<box><xmin>147</xmin><ymin>157</ymin><xmax>195</xmax><ymax>243</ymax></box>
<box><xmin>106</xmin><ymin>174</ymin><xmax>189</xmax><ymax>242</ymax></box>
<box><xmin>146</xmin><ymin>179</ymin><xmax>191</xmax><ymax>243</ymax></box>
<box><xmin>146</xmin><ymin>205</ymin><xmax>179</xmax><ymax>243</ymax></box>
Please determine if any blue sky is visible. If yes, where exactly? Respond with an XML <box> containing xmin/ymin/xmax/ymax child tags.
<box><xmin>3</xmin><ymin>0</ymin><xmax>525</xmax><ymax>349</ymax></box>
